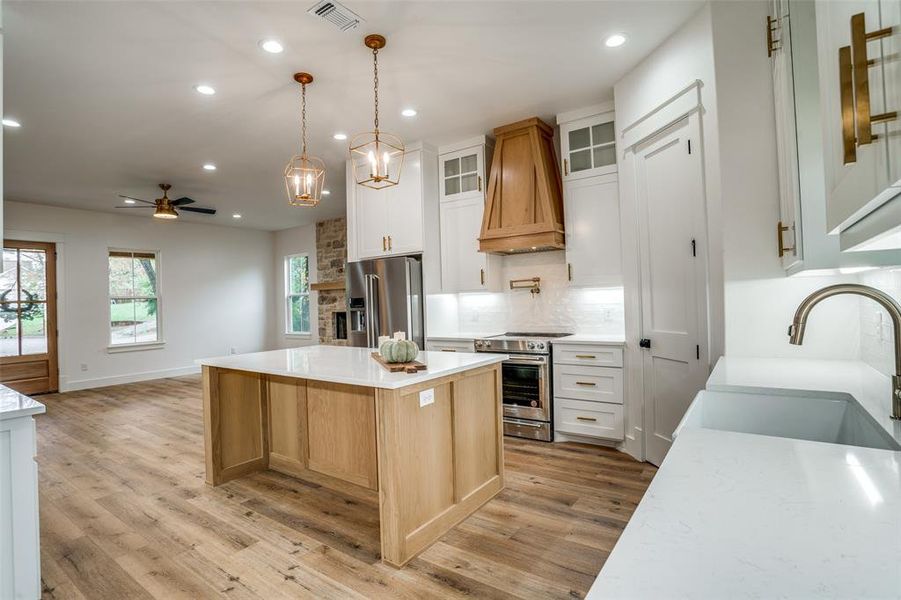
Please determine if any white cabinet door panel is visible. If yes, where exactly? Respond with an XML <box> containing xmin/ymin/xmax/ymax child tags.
<box><xmin>553</xmin><ymin>364</ymin><xmax>623</xmax><ymax>404</ymax></box>
<box><xmin>440</xmin><ymin>197</ymin><xmax>488</xmax><ymax>292</ymax></box>
<box><xmin>385</xmin><ymin>151</ymin><xmax>423</xmax><ymax>256</ymax></box>
<box><xmin>553</xmin><ymin>344</ymin><xmax>623</xmax><ymax>367</ymax></box>
<box><xmin>555</xmin><ymin>398</ymin><xmax>624</xmax><ymax>440</ymax></box>
<box><xmin>564</xmin><ymin>174</ymin><xmax>622</xmax><ymax>286</ymax></box>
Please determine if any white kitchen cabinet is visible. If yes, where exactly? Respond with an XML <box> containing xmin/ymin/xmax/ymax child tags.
<box><xmin>563</xmin><ymin>173</ymin><xmax>623</xmax><ymax>286</ymax></box>
<box><xmin>436</xmin><ymin>137</ymin><xmax>502</xmax><ymax>292</ymax></box>
<box><xmin>817</xmin><ymin>0</ymin><xmax>896</xmax><ymax>233</ymax></box>
<box><xmin>0</xmin><ymin>389</ymin><xmax>45</xmax><ymax>600</ymax></box>
<box><xmin>346</xmin><ymin>142</ymin><xmax>438</xmax><ymax>262</ymax></box>
<box><xmin>552</xmin><ymin>341</ymin><xmax>624</xmax><ymax>443</ymax></box>
<box><xmin>439</xmin><ymin>197</ymin><xmax>502</xmax><ymax>292</ymax></box>
<box><xmin>558</xmin><ymin>104</ymin><xmax>617</xmax><ymax>182</ymax></box>
<box><xmin>770</xmin><ymin>0</ymin><xmax>803</xmax><ymax>270</ymax></box>
<box><xmin>425</xmin><ymin>338</ymin><xmax>476</xmax><ymax>353</ymax></box>
<box><xmin>439</xmin><ymin>137</ymin><xmax>491</xmax><ymax>203</ymax></box>
<box><xmin>767</xmin><ymin>0</ymin><xmax>901</xmax><ymax>264</ymax></box>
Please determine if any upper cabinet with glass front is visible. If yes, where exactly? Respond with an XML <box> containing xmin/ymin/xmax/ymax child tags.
<box><xmin>438</xmin><ymin>137</ymin><xmax>492</xmax><ymax>203</ymax></box>
<box><xmin>559</xmin><ymin>104</ymin><xmax>617</xmax><ymax>181</ymax></box>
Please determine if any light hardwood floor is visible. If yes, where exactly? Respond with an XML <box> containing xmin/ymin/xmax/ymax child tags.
<box><xmin>36</xmin><ymin>375</ymin><xmax>656</xmax><ymax>599</ymax></box>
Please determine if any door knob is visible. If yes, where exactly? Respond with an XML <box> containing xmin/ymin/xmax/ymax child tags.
<box><xmin>639</xmin><ymin>338</ymin><xmax>651</xmax><ymax>349</ymax></box>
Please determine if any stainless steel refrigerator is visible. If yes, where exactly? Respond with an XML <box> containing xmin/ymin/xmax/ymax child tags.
<box><xmin>346</xmin><ymin>256</ymin><xmax>424</xmax><ymax>349</ymax></box>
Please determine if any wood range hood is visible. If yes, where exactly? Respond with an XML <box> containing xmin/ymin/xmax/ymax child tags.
<box><xmin>479</xmin><ymin>117</ymin><xmax>565</xmax><ymax>254</ymax></box>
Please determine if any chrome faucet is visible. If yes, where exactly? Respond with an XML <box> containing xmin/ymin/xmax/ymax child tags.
<box><xmin>788</xmin><ymin>284</ymin><xmax>901</xmax><ymax>420</ymax></box>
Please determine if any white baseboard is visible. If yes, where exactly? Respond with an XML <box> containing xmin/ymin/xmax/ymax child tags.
<box><xmin>60</xmin><ymin>365</ymin><xmax>201</xmax><ymax>392</ymax></box>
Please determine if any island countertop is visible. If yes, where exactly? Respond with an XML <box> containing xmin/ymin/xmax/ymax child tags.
<box><xmin>0</xmin><ymin>384</ymin><xmax>46</xmax><ymax>421</ymax></box>
<box><xmin>196</xmin><ymin>345</ymin><xmax>508</xmax><ymax>389</ymax></box>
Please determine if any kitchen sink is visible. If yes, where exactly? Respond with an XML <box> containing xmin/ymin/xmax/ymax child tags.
<box><xmin>675</xmin><ymin>390</ymin><xmax>901</xmax><ymax>451</ymax></box>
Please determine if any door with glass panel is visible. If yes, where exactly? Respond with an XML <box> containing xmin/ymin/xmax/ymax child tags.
<box><xmin>439</xmin><ymin>146</ymin><xmax>485</xmax><ymax>202</ymax></box>
<box><xmin>560</xmin><ymin>114</ymin><xmax>617</xmax><ymax>181</ymax></box>
<box><xmin>0</xmin><ymin>241</ymin><xmax>58</xmax><ymax>394</ymax></box>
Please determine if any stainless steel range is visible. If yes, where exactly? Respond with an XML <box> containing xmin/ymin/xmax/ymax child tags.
<box><xmin>474</xmin><ymin>332</ymin><xmax>572</xmax><ymax>441</ymax></box>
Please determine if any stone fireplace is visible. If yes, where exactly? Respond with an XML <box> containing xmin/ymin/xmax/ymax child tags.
<box><xmin>315</xmin><ymin>217</ymin><xmax>348</xmax><ymax>346</ymax></box>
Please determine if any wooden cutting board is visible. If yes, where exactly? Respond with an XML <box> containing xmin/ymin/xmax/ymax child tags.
<box><xmin>371</xmin><ymin>352</ymin><xmax>427</xmax><ymax>374</ymax></box>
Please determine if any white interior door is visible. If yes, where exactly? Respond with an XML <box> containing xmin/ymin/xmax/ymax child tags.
<box><xmin>635</xmin><ymin>114</ymin><xmax>708</xmax><ymax>466</ymax></box>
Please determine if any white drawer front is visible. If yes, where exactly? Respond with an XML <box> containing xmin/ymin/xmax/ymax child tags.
<box><xmin>555</xmin><ymin>398</ymin><xmax>624</xmax><ymax>440</ymax></box>
<box><xmin>554</xmin><ymin>364</ymin><xmax>623</xmax><ymax>403</ymax></box>
<box><xmin>425</xmin><ymin>339</ymin><xmax>475</xmax><ymax>353</ymax></box>
<box><xmin>553</xmin><ymin>344</ymin><xmax>623</xmax><ymax>367</ymax></box>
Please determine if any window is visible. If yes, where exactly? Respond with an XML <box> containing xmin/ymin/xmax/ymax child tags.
<box><xmin>285</xmin><ymin>254</ymin><xmax>310</xmax><ymax>335</ymax></box>
<box><xmin>108</xmin><ymin>250</ymin><xmax>160</xmax><ymax>346</ymax></box>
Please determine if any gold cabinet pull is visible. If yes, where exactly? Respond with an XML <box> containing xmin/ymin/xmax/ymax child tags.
<box><xmin>850</xmin><ymin>13</ymin><xmax>896</xmax><ymax>147</ymax></box>
<box><xmin>388</xmin><ymin>235</ymin><xmax>392</xmax><ymax>251</ymax></box>
<box><xmin>839</xmin><ymin>45</ymin><xmax>857</xmax><ymax>164</ymax></box>
<box><xmin>575</xmin><ymin>381</ymin><xmax>597</xmax><ymax>387</ymax></box>
<box><xmin>480</xmin><ymin>268</ymin><xmax>485</xmax><ymax>286</ymax></box>
<box><xmin>382</xmin><ymin>236</ymin><xmax>387</xmax><ymax>251</ymax></box>
<box><xmin>575</xmin><ymin>354</ymin><xmax>596</xmax><ymax>359</ymax></box>
<box><xmin>576</xmin><ymin>416</ymin><xmax>597</xmax><ymax>422</ymax></box>
<box><xmin>777</xmin><ymin>220</ymin><xmax>795</xmax><ymax>257</ymax></box>
<box><xmin>440</xmin><ymin>348</ymin><xmax>457</xmax><ymax>352</ymax></box>
<box><xmin>567</xmin><ymin>263</ymin><xmax>573</xmax><ymax>281</ymax></box>
<box><xmin>563</xmin><ymin>158</ymin><xmax>569</xmax><ymax>176</ymax></box>
<box><xmin>766</xmin><ymin>15</ymin><xmax>781</xmax><ymax>57</ymax></box>
<box><xmin>478</xmin><ymin>175</ymin><xmax>482</xmax><ymax>192</ymax></box>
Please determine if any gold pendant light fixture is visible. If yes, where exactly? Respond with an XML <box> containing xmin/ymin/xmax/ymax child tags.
<box><xmin>350</xmin><ymin>34</ymin><xmax>405</xmax><ymax>190</ymax></box>
<box><xmin>284</xmin><ymin>72</ymin><xmax>326</xmax><ymax>207</ymax></box>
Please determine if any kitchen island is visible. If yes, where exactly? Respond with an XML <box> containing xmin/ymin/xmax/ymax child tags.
<box><xmin>197</xmin><ymin>345</ymin><xmax>507</xmax><ymax>567</ymax></box>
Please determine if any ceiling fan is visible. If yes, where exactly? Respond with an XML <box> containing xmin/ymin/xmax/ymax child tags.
<box><xmin>116</xmin><ymin>183</ymin><xmax>217</xmax><ymax>219</ymax></box>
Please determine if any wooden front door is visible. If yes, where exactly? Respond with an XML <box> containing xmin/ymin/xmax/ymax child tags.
<box><xmin>0</xmin><ymin>240</ymin><xmax>59</xmax><ymax>394</ymax></box>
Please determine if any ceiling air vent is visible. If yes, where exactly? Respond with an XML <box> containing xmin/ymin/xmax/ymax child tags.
<box><xmin>307</xmin><ymin>0</ymin><xmax>363</xmax><ymax>32</ymax></box>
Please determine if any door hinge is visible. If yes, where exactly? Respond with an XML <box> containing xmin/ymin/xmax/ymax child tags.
<box><xmin>691</xmin><ymin>238</ymin><xmax>697</xmax><ymax>257</ymax></box>
<box><xmin>766</xmin><ymin>15</ymin><xmax>781</xmax><ymax>57</ymax></box>
<box><xmin>696</xmin><ymin>344</ymin><xmax>700</xmax><ymax>360</ymax></box>
<box><xmin>687</xmin><ymin>139</ymin><xmax>692</xmax><ymax>154</ymax></box>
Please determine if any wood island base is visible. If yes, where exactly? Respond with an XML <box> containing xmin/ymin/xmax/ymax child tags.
<box><xmin>201</xmin><ymin>363</ymin><xmax>504</xmax><ymax>567</ymax></box>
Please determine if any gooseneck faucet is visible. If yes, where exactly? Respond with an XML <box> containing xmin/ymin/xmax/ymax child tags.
<box><xmin>788</xmin><ymin>284</ymin><xmax>901</xmax><ymax>420</ymax></box>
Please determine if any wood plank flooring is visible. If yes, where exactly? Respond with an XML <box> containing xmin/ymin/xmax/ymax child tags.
<box><xmin>35</xmin><ymin>375</ymin><xmax>656</xmax><ymax>599</ymax></box>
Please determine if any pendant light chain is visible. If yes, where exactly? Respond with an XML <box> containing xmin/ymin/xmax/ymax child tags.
<box><xmin>372</xmin><ymin>47</ymin><xmax>380</xmax><ymax>132</ymax></box>
<box><xmin>301</xmin><ymin>82</ymin><xmax>308</xmax><ymax>156</ymax></box>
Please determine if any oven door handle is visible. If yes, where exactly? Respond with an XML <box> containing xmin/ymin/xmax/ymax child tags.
<box><xmin>504</xmin><ymin>357</ymin><xmax>548</xmax><ymax>365</ymax></box>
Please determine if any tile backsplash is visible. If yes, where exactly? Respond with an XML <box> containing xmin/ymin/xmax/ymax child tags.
<box><xmin>427</xmin><ymin>250</ymin><xmax>625</xmax><ymax>336</ymax></box>
<box><xmin>859</xmin><ymin>268</ymin><xmax>901</xmax><ymax>377</ymax></box>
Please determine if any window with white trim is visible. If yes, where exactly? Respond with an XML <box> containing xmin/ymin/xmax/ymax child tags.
<box><xmin>285</xmin><ymin>254</ymin><xmax>310</xmax><ymax>335</ymax></box>
<box><xmin>108</xmin><ymin>250</ymin><xmax>161</xmax><ymax>346</ymax></box>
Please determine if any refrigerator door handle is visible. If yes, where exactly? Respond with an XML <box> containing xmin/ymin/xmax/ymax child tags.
<box><xmin>404</xmin><ymin>259</ymin><xmax>413</xmax><ymax>341</ymax></box>
<box><xmin>365</xmin><ymin>273</ymin><xmax>380</xmax><ymax>348</ymax></box>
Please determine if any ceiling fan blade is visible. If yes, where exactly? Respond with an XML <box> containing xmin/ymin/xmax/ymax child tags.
<box><xmin>115</xmin><ymin>205</ymin><xmax>154</xmax><ymax>209</ymax></box>
<box><xmin>117</xmin><ymin>194</ymin><xmax>156</xmax><ymax>205</ymax></box>
<box><xmin>178</xmin><ymin>206</ymin><xmax>217</xmax><ymax>215</ymax></box>
<box><xmin>171</xmin><ymin>196</ymin><xmax>195</xmax><ymax>206</ymax></box>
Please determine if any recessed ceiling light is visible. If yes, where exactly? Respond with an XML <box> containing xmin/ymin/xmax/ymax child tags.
<box><xmin>2</xmin><ymin>118</ymin><xmax>21</xmax><ymax>128</ymax></box>
<box><xmin>259</xmin><ymin>39</ymin><xmax>284</xmax><ymax>54</ymax></box>
<box><xmin>333</xmin><ymin>132</ymin><xmax>347</xmax><ymax>141</ymax></box>
<box><xmin>232</xmin><ymin>213</ymin><xmax>242</xmax><ymax>219</ymax></box>
<box><xmin>322</xmin><ymin>189</ymin><xmax>331</xmax><ymax>195</ymax></box>
<box><xmin>605</xmin><ymin>34</ymin><xmax>627</xmax><ymax>48</ymax></box>
<box><xmin>194</xmin><ymin>84</ymin><xmax>216</xmax><ymax>95</ymax></box>
<box><xmin>401</xmin><ymin>108</ymin><xmax>417</xmax><ymax>117</ymax></box>
<box><xmin>203</xmin><ymin>163</ymin><xmax>217</xmax><ymax>171</ymax></box>
<box><xmin>123</xmin><ymin>198</ymin><xmax>136</xmax><ymax>205</ymax></box>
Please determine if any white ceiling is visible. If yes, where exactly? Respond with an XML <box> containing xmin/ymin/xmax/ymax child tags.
<box><xmin>4</xmin><ymin>0</ymin><xmax>703</xmax><ymax>231</ymax></box>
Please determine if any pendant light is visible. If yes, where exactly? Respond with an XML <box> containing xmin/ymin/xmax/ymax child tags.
<box><xmin>350</xmin><ymin>34</ymin><xmax>405</xmax><ymax>190</ymax></box>
<box><xmin>284</xmin><ymin>72</ymin><xmax>326</xmax><ymax>207</ymax></box>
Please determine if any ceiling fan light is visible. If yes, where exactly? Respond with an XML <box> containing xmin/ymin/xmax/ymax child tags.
<box><xmin>153</xmin><ymin>204</ymin><xmax>179</xmax><ymax>219</ymax></box>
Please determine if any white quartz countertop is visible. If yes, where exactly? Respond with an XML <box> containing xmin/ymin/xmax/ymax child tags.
<box><xmin>554</xmin><ymin>334</ymin><xmax>625</xmax><ymax>345</ymax></box>
<box><xmin>196</xmin><ymin>345</ymin><xmax>508</xmax><ymax>389</ymax></box>
<box><xmin>707</xmin><ymin>356</ymin><xmax>901</xmax><ymax>444</ymax></box>
<box><xmin>588</xmin><ymin>427</ymin><xmax>901</xmax><ymax>599</ymax></box>
<box><xmin>0</xmin><ymin>384</ymin><xmax>46</xmax><ymax>420</ymax></box>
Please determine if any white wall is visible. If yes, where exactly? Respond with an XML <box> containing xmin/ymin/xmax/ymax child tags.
<box><xmin>427</xmin><ymin>251</ymin><xmax>624</xmax><ymax>337</ymax></box>
<box><xmin>272</xmin><ymin>223</ymin><xmax>319</xmax><ymax>349</ymax></box>
<box><xmin>4</xmin><ymin>201</ymin><xmax>275</xmax><ymax>391</ymax></box>
<box><xmin>859</xmin><ymin>268</ymin><xmax>901</xmax><ymax>377</ymax></box>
